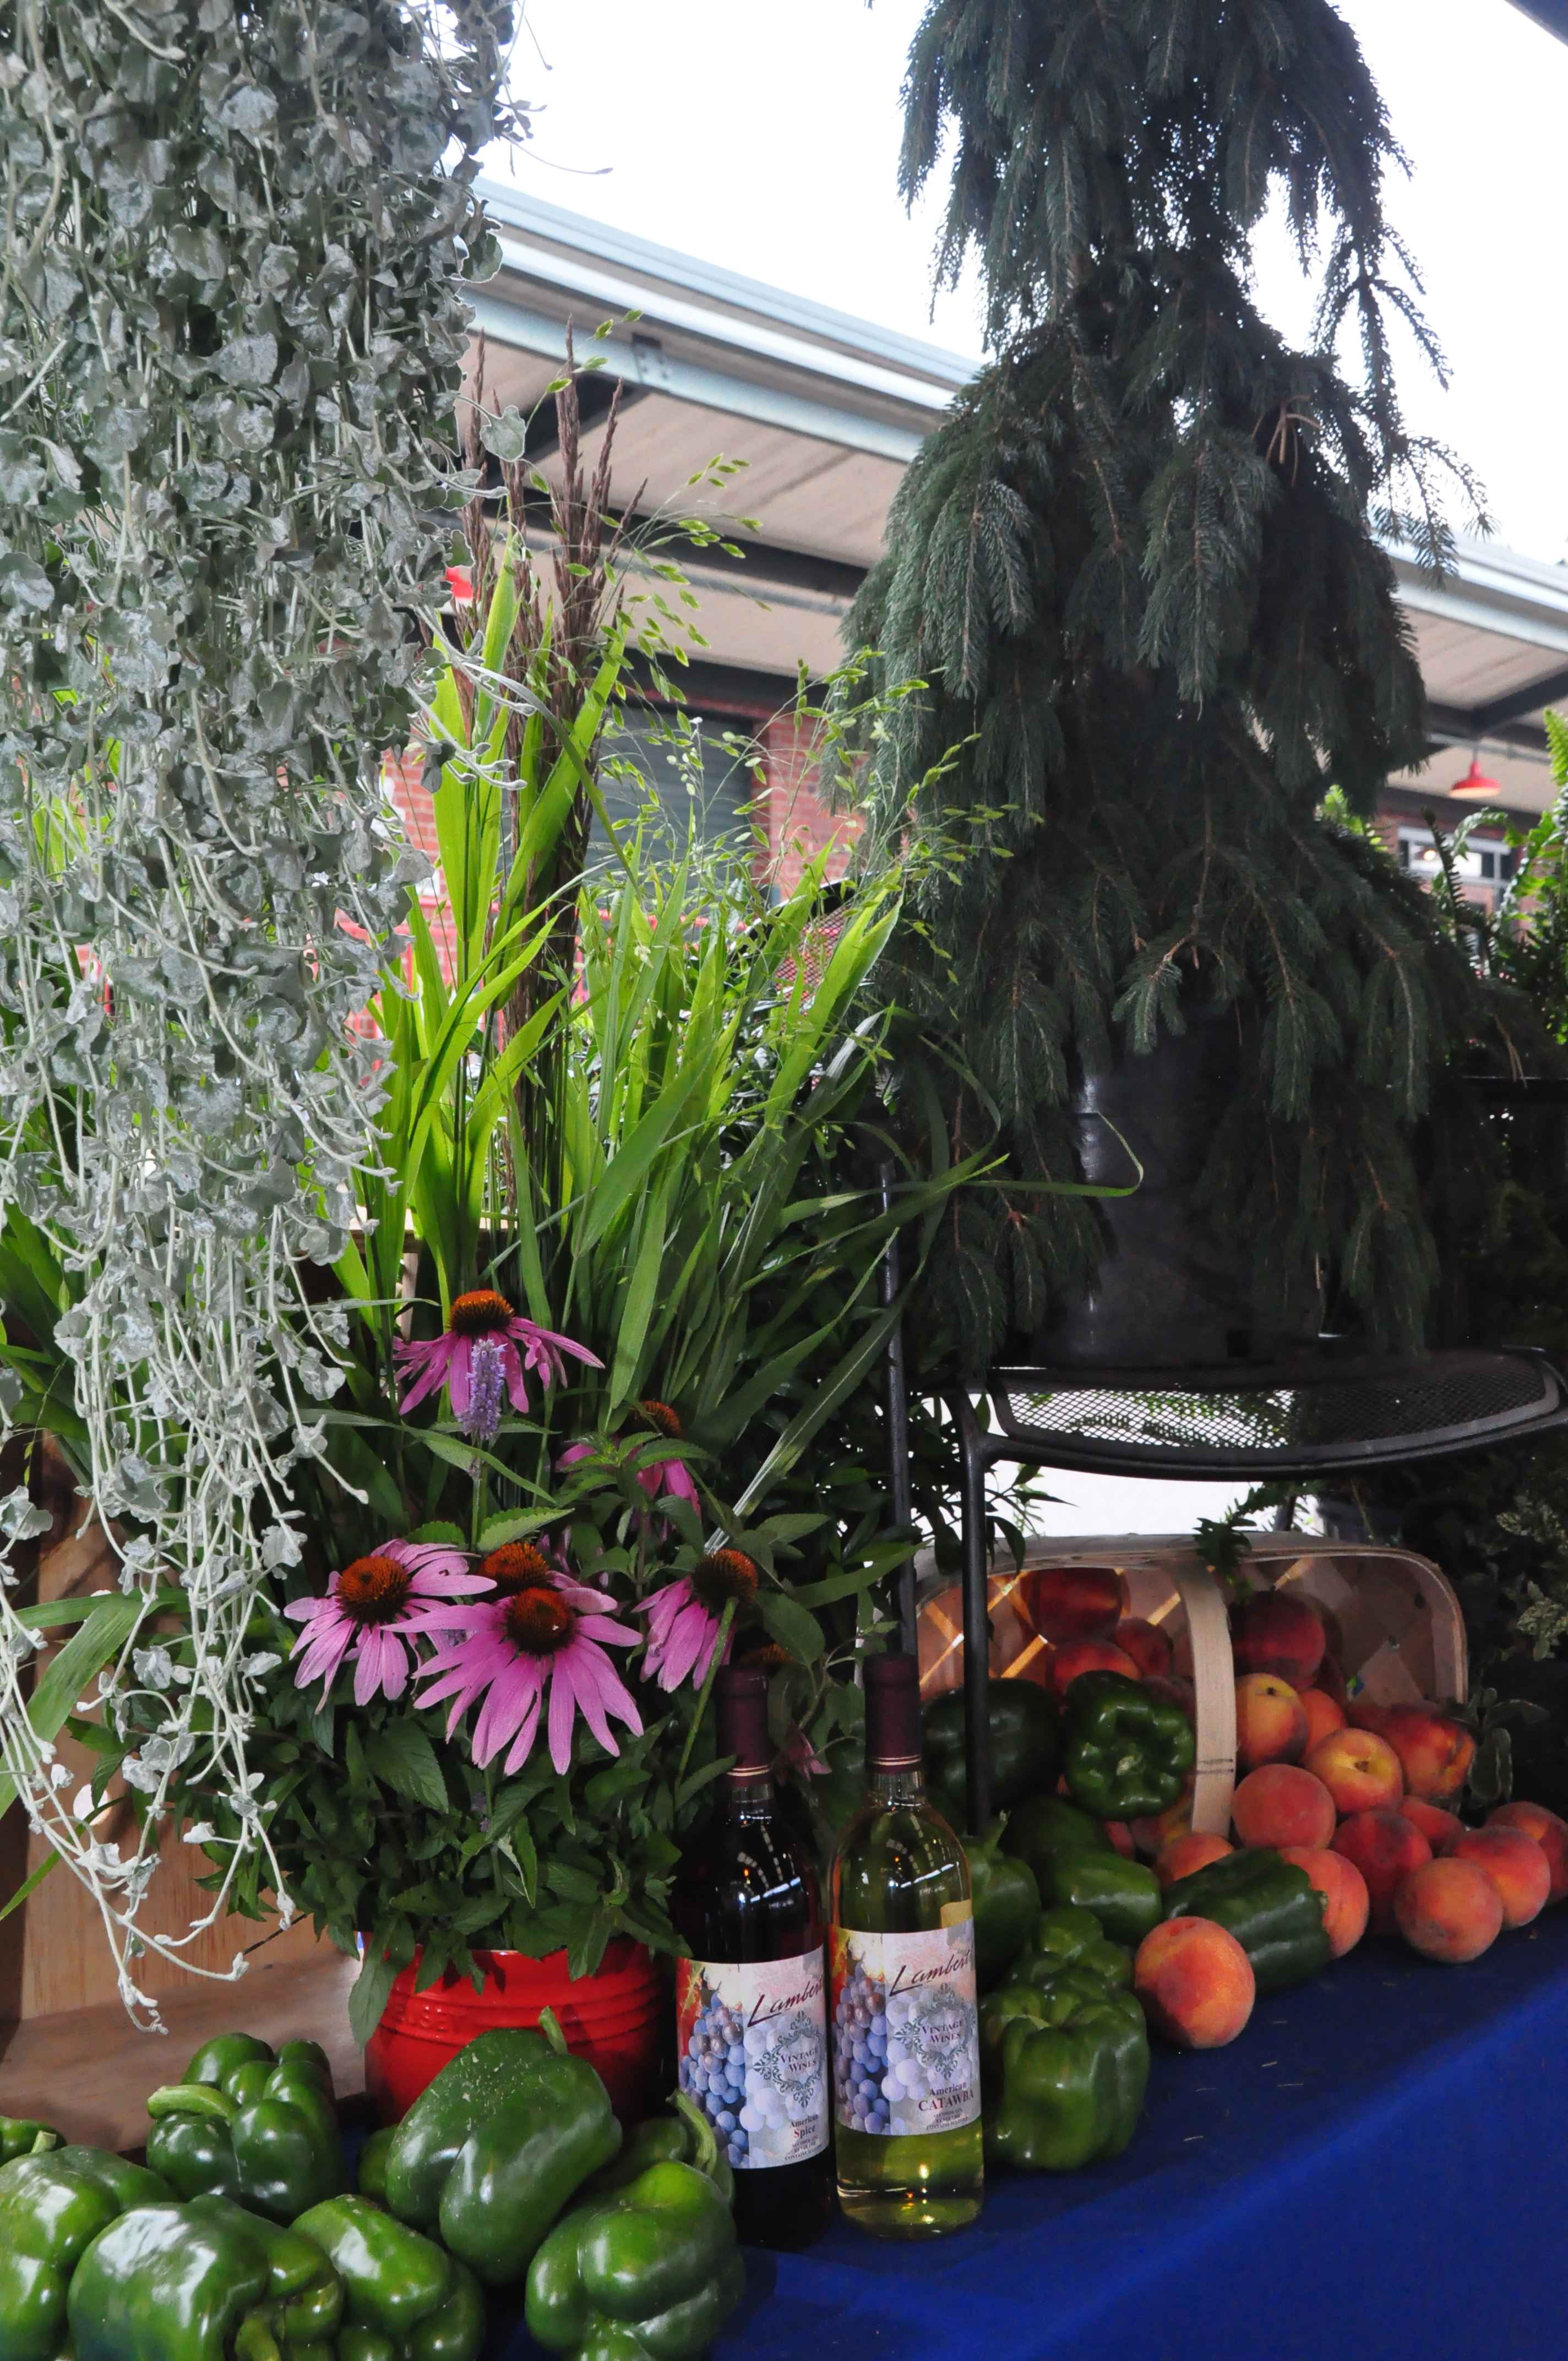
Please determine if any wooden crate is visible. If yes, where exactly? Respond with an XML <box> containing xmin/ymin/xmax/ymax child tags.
<box><xmin>916</xmin><ymin>1531</ymin><xmax>1467</xmax><ymax>1838</ymax></box>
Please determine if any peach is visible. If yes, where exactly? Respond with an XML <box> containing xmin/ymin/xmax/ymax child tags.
<box><xmin>1278</xmin><ymin>1845</ymin><xmax>1369</xmax><ymax>1959</ymax></box>
<box><xmin>1115</xmin><ymin>1617</ymin><xmax>1174</xmax><ymax>1680</ymax></box>
<box><xmin>1048</xmin><ymin>1638</ymin><xmax>1141</xmax><ymax>1701</ymax></box>
<box><xmin>1400</xmin><ymin>1797</ymin><xmax>1463</xmax><ymax>1853</ymax></box>
<box><xmin>1488</xmin><ymin>1802</ymin><xmax>1568</xmax><ymax>1903</ymax></box>
<box><xmin>1230</xmin><ymin>1591</ymin><xmax>1326</xmax><ymax>1690</ymax></box>
<box><xmin>1025</xmin><ymin>1564</ymin><xmax>1124</xmax><ymax>1644</ymax></box>
<box><xmin>1348</xmin><ymin>1703</ymin><xmax>1475</xmax><ymax>1802</ymax></box>
<box><xmin>1299</xmin><ymin>1689</ymin><xmax>1347</xmax><ymax>1748</ymax></box>
<box><xmin>1231</xmin><ymin>1763</ymin><xmax>1337</xmax><ymax>1851</ymax></box>
<box><xmin>1395</xmin><ymin>1857</ymin><xmax>1503</xmax><ymax>1962</ymax></box>
<box><xmin>1449</xmin><ymin>1826</ymin><xmax>1551</xmax><ymax>1929</ymax></box>
<box><xmin>1302</xmin><ymin>1727</ymin><xmax>1403</xmax><ymax>1816</ymax></box>
<box><xmin>1134</xmin><ymin>1917</ymin><xmax>1255</xmax><ymax>2049</ymax></box>
<box><xmin>1234</xmin><ymin>1673</ymin><xmax>1309</xmax><ymax>1770</ymax></box>
<box><xmin>1156</xmin><ymin>1832</ymin><xmax>1233</xmax><ymax>1887</ymax></box>
<box><xmin>1332</xmin><ymin>1809</ymin><xmax>1433</xmax><ymax>1935</ymax></box>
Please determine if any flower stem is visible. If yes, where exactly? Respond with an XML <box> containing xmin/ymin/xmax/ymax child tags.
<box><xmin>675</xmin><ymin>1597</ymin><xmax>736</xmax><ymax>1786</ymax></box>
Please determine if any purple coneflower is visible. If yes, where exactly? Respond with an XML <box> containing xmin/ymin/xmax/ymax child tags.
<box><xmin>640</xmin><ymin>1548</ymin><xmax>760</xmax><ymax>1693</ymax></box>
<box><xmin>283</xmin><ymin>1538</ymin><xmax>490</xmax><ymax>1706</ymax></box>
<box><xmin>415</xmin><ymin>1548</ymin><xmax>642</xmax><ymax>1776</ymax></box>
<box><xmin>559</xmin><ymin>1399</ymin><xmax>700</xmax><ymax>1510</ymax></box>
<box><xmin>395</xmin><ymin>1289</ymin><xmax>602</xmax><ymax>1440</ymax></box>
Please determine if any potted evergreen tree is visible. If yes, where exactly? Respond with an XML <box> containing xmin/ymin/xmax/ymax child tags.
<box><xmin>854</xmin><ymin>0</ymin><xmax>1529</xmax><ymax>1374</ymax></box>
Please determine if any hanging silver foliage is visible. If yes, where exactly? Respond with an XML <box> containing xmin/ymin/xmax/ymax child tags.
<box><xmin>0</xmin><ymin>0</ymin><xmax>510</xmax><ymax>2020</ymax></box>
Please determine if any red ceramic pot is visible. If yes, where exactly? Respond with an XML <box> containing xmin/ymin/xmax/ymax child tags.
<box><xmin>364</xmin><ymin>1940</ymin><xmax>665</xmax><ymax>2125</ymax></box>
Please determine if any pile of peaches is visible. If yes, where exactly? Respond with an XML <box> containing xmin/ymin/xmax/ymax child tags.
<box><xmin>1119</xmin><ymin>1584</ymin><xmax>1568</xmax><ymax>1972</ymax></box>
<box><xmin>1017</xmin><ymin>1565</ymin><xmax>1568</xmax><ymax>1992</ymax></box>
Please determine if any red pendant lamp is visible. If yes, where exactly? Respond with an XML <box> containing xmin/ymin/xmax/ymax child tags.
<box><xmin>1450</xmin><ymin>751</ymin><xmax>1502</xmax><ymax>799</ymax></box>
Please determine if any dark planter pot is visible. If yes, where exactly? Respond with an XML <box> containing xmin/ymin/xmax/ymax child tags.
<box><xmin>1029</xmin><ymin>1003</ymin><xmax>1321</xmax><ymax>1371</ymax></box>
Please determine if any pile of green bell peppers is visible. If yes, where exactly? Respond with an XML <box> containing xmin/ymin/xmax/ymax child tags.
<box><xmin>294</xmin><ymin>2194</ymin><xmax>484</xmax><ymax>2361</ymax></box>
<box><xmin>68</xmin><ymin>2192</ymin><xmax>344</xmax><ymax>2361</ymax></box>
<box><xmin>380</xmin><ymin>2015</ymin><xmax>619</xmax><ymax>2289</ymax></box>
<box><xmin>1061</xmin><ymin>1669</ymin><xmax>1195</xmax><ymax>1820</ymax></box>
<box><xmin>981</xmin><ymin>1963</ymin><xmax>1150</xmax><ymax>2172</ymax></box>
<box><xmin>146</xmin><ymin>2035</ymin><xmax>344</xmax><ymax>2224</ymax></box>
<box><xmin>923</xmin><ymin>1678</ymin><xmax>1060</xmax><ymax>1823</ymax></box>
<box><xmin>965</xmin><ymin>1821</ymin><xmax>1043</xmax><ymax>1988</ymax></box>
<box><xmin>526</xmin><ymin>2157</ymin><xmax>745</xmax><ymax>2361</ymax></box>
<box><xmin>0</xmin><ymin>2145</ymin><xmax>173</xmax><ymax>2361</ymax></box>
<box><xmin>1003</xmin><ymin>1794</ymin><xmax>1163</xmax><ymax>1946</ymax></box>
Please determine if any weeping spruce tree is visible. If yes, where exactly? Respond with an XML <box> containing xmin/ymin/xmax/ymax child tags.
<box><xmin>856</xmin><ymin>0</ymin><xmax>1531</xmax><ymax>1374</ymax></box>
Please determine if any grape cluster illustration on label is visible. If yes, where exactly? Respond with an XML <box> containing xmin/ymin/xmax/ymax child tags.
<box><xmin>831</xmin><ymin>1919</ymin><xmax>982</xmax><ymax>2138</ymax></box>
<box><xmin>677</xmin><ymin>1952</ymin><xmax>830</xmax><ymax>2169</ymax></box>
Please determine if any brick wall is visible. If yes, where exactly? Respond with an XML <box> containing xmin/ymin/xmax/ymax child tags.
<box><xmin>758</xmin><ymin>711</ymin><xmax>862</xmax><ymax>895</ymax></box>
<box><xmin>382</xmin><ymin>695</ymin><xmax>859</xmax><ymax>980</ymax></box>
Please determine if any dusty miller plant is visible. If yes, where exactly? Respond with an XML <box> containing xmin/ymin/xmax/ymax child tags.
<box><xmin>0</xmin><ymin>0</ymin><xmax>510</xmax><ymax>2020</ymax></box>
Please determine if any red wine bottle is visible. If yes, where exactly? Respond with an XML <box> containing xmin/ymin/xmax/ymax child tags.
<box><xmin>673</xmin><ymin>1667</ymin><xmax>835</xmax><ymax>2248</ymax></box>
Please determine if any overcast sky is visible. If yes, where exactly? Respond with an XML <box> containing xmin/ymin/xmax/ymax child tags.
<box><xmin>491</xmin><ymin>0</ymin><xmax>1568</xmax><ymax>565</ymax></box>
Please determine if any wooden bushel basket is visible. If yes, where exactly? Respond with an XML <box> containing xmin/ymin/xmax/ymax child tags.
<box><xmin>916</xmin><ymin>1532</ymin><xmax>1467</xmax><ymax>1838</ymax></box>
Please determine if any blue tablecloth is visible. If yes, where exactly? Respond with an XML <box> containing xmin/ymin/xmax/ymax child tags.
<box><xmin>500</xmin><ymin>1906</ymin><xmax>1568</xmax><ymax>2361</ymax></box>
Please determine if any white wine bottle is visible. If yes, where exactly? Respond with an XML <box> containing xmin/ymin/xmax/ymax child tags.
<box><xmin>830</xmin><ymin>1652</ymin><xmax>984</xmax><ymax>2237</ymax></box>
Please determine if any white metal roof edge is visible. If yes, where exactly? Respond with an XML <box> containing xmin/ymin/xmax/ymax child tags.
<box><xmin>1389</xmin><ymin>535</ymin><xmax>1568</xmax><ymax>658</ymax></box>
<box><xmin>466</xmin><ymin>291</ymin><xmax>927</xmax><ymax>465</ymax></box>
<box><xmin>476</xmin><ymin>177</ymin><xmax>979</xmax><ymax>392</ymax></box>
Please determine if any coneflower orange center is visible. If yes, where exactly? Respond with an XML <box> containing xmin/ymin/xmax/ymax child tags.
<box><xmin>336</xmin><ymin>1554</ymin><xmax>413</xmax><ymax>1624</ymax></box>
<box><xmin>479</xmin><ymin>1541</ymin><xmax>552</xmax><ymax>1595</ymax></box>
<box><xmin>691</xmin><ymin>1549</ymin><xmax>759</xmax><ymax>1614</ymax></box>
<box><xmin>638</xmin><ymin>1399</ymin><xmax>683</xmax><ymax>1439</ymax></box>
<box><xmin>504</xmin><ymin>1586</ymin><xmax>575</xmax><ymax>1655</ymax></box>
<box><xmin>449</xmin><ymin>1288</ymin><xmax>513</xmax><ymax>1337</ymax></box>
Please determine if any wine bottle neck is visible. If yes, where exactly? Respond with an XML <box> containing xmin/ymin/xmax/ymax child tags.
<box><xmin>866</xmin><ymin>1762</ymin><xmax>927</xmax><ymax>1808</ymax></box>
<box><xmin>725</xmin><ymin>1767</ymin><xmax>776</xmax><ymax>1815</ymax></box>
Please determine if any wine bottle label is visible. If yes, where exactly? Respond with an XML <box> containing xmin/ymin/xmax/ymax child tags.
<box><xmin>830</xmin><ymin>1911</ymin><xmax>981</xmax><ymax>2139</ymax></box>
<box><xmin>676</xmin><ymin>1950</ymin><xmax>830</xmax><ymax>2170</ymax></box>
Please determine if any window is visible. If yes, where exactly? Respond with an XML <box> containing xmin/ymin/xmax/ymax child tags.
<box><xmin>593</xmin><ymin>709</ymin><xmax>759</xmax><ymax>855</ymax></box>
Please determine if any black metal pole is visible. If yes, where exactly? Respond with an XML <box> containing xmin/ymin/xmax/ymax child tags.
<box><xmin>951</xmin><ymin>1387</ymin><xmax>993</xmax><ymax>1836</ymax></box>
<box><xmin>879</xmin><ymin>1162</ymin><xmax>917</xmax><ymax>1655</ymax></box>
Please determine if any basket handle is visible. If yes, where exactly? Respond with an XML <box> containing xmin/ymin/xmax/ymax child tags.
<box><xmin>1175</xmin><ymin>1560</ymin><xmax>1237</xmax><ymax>1838</ymax></box>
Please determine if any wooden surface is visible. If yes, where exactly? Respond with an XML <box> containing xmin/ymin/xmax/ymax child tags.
<box><xmin>0</xmin><ymin>1946</ymin><xmax>363</xmax><ymax>2151</ymax></box>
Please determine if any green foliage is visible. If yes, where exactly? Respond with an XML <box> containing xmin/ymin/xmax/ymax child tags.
<box><xmin>851</xmin><ymin>0</ymin><xmax>1518</xmax><ymax>1371</ymax></box>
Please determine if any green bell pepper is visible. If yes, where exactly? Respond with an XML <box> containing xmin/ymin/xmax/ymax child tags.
<box><xmin>924</xmin><ymin>1679</ymin><xmax>1059</xmax><ymax>1822</ymax></box>
<box><xmin>1164</xmin><ymin>1844</ymin><xmax>1331</xmax><ymax>1992</ymax></box>
<box><xmin>146</xmin><ymin>2037</ymin><xmax>344</xmax><ymax>2224</ymax></box>
<box><xmin>293</xmin><ymin>2194</ymin><xmax>483</xmax><ymax>2361</ymax></box>
<box><xmin>67</xmin><ymin>2193</ymin><xmax>343</xmax><ymax>2361</ymax></box>
<box><xmin>965</xmin><ymin>1821</ymin><xmax>1042</xmax><ymax>1989</ymax></box>
<box><xmin>381</xmin><ymin>2014</ymin><xmax>619</xmax><ymax>2289</ymax></box>
<box><xmin>1001</xmin><ymin>1792</ymin><xmax>1114</xmax><ymax>1879</ymax></box>
<box><xmin>357</xmin><ymin>2128</ymin><xmax>396</xmax><ymax>2204</ymax></box>
<box><xmin>585</xmin><ymin>2090</ymin><xmax>735</xmax><ymax>2211</ymax></box>
<box><xmin>0</xmin><ymin>2145</ymin><xmax>172</xmax><ymax>2361</ymax></box>
<box><xmin>1009</xmin><ymin>1902</ymin><xmax>1133</xmax><ymax>1993</ymax></box>
<box><xmin>1061</xmin><ymin>1671</ymin><xmax>1195</xmax><ymax>1819</ymax></box>
<box><xmin>1035</xmin><ymin>1851</ymin><xmax>1162</xmax><ymax>1947</ymax></box>
<box><xmin>525</xmin><ymin>2159</ymin><xmax>745</xmax><ymax>2361</ymax></box>
<box><xmin>979</xmin><ymin>1970</ymin><xmax>1150</xmax><ymax>2172</ymax></box>
<box><xmin>0</xmin><ymin>2115</ymin><xmax>62</xmax><ymax>2163</ymax></box>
